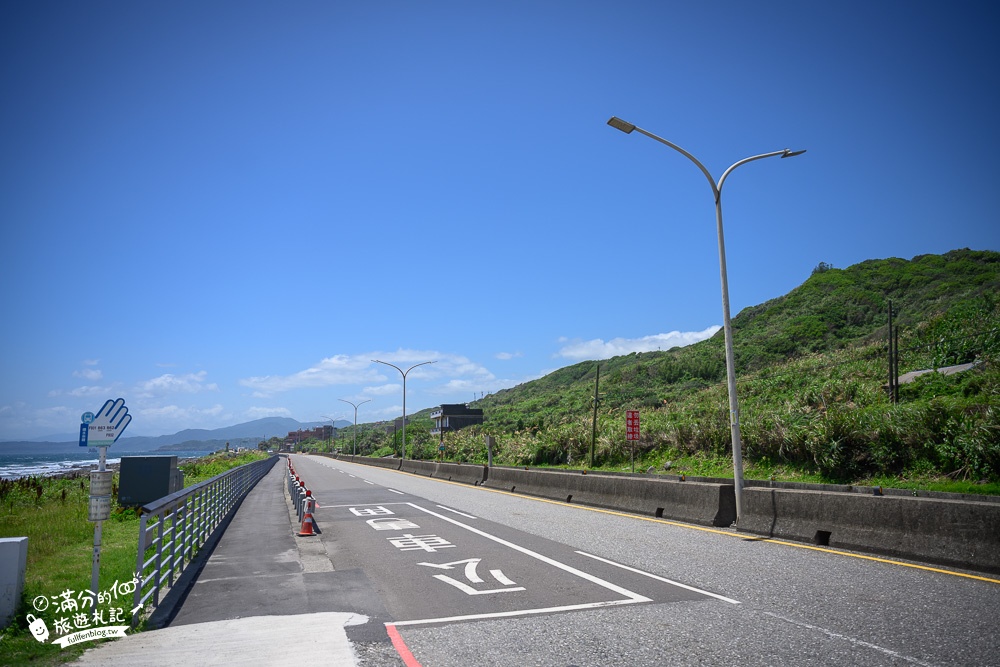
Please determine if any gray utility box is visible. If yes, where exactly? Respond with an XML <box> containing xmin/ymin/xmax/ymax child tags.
<box><xmin>118</xmin><ymin>456</ymin><xmax>184</xmax><ymax>507</ymax></box>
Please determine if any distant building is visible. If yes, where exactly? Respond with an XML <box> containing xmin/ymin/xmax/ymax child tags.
<box><xmin>284</xmin><ymin>425</ymin><xmax>336</xmax><ymax>446</ymax></box>
<box><xmin>384</xmin><ymin>417</ymin><xmax>409</xmax><ymax>435</ymax></box>
<box><xmin>430</xmin><ymin>404</ymin><xmax>484</xmax><ymax>436</ymax></box>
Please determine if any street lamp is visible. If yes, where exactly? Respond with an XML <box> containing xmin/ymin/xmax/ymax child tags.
<box><xmin>321</xmin><ymin>415</ymin><xmax>343</xmax><ymax>453</ymax></box>
<box><xmin>338</xmin><ymin>398</ymin><xmax>372</xmax><ymax>456</ymax></box>
<box><xmin>371</xmin><ymin>359</ymin><xmax>437</xmax><ymax>460</ymax></box>
<box><xmin>607</xmin><ymin>116</ymin><xmax>805</xmax><ymax>524</ymax></box>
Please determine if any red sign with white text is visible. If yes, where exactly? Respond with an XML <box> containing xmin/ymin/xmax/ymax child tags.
<box><xmin>626</xmin><ymin>410</ymin><xmax>640</xmax><ymax>441</ymax></box>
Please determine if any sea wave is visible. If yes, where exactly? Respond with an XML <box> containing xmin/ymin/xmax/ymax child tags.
<box><xmin>0</xmin><ymin>449</ymin><xmax>215</xmax><ymax>479</ymax></box>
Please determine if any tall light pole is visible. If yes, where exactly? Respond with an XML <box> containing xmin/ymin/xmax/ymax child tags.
<box><xmin>321</xmin><ymin>415</ymin><xmax>343</xmax><ymax>453</ymax></box>
<box><xmin>338</xmin><ymin>398</ymin><xmax>372</xmax><ymax>456</ymax></box>
<box><xmin>372</xmin><ymin>359</ymin><xmax>436</xmax><ymax>460</ymax></box>
<box><xmin>607</xmin><ymin>116</ymin><xmax>805</xmax><ymax>524</ymax></box>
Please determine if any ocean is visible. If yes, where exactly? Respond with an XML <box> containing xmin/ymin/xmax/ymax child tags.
<box><xmin>0</xmin><ymin>448</ymin><xmax>217</xmax><ymax>479</ymax></box>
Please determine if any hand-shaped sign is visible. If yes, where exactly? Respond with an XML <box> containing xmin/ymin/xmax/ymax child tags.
<box><xmin>84</xmin><ymin>398</ymin><xmax>132</xmax><ymax>447</ymax></box>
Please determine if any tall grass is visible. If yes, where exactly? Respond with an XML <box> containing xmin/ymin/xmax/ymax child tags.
<box><xmin>0</xmin><ymin>450</ymin><xmax>270</xmax><ymax>665</ymax></box>
<box><xmin>443</xmin><ymin>340</ymin><xmax>999</xmax><ymax>491</ymax></box>
<box><xmin>0</xmin><ymin>474</ymin><xmax>140</xmax><ymax>664</ymax></box>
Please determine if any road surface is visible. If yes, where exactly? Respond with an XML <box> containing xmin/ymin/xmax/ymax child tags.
<box><xmin>290</xmin><ymin>455</ymin><xmax>1000</xmax><ymax>666</ymax></box>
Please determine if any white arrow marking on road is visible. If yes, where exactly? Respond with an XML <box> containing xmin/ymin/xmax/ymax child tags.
<box><xmin>418</xmin><ymin>558</ymin><xmax>525</xmax><ymax>595</ymax></box>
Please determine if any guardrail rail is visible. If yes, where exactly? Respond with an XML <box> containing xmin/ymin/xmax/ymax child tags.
<box><xmin>131</xmin><ymin>455</ymin><xmax>278</xmax><ymax>625</ymax></box>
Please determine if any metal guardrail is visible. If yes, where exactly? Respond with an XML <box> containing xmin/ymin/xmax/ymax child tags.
<box><xmin>131</xmin><ymin>455</ymin><xmax>278</xmax><ymax>625</ymax></box>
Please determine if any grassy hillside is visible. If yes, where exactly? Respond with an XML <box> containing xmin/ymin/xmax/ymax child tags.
<box><xmin>435</xmin><ymin>249</ymin><xmax>999</xmax><ymax>487</ymax></box>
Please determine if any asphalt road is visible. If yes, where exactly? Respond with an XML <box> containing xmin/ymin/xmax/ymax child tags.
<box><xmin>290</xmin><ymin>455</ymin><xmax>1000</xmax><ymax>666</ymax></box>
<box><xmin>74</xmin><ymin>454</ymin><xmax>1000</xmax><ymax>666</ymax></box>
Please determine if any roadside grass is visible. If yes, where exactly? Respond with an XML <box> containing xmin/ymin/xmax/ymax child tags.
<box><xmin>545</xmin><ymin>447</ymin><xmax>1000</xmax><ymax>496</ymax></box>
<box><xmin>0</xmin><ymin>450</ymin><xmax>270</xmax><ymax>665</ymax></box>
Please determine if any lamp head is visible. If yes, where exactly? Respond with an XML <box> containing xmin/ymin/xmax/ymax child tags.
<box><xmin>607</xmin><ymin>116</ymin><xmax>636</xmax><ymax>134</ymax></box>
<box><xmin>781</xmin><ymin>149</ymin><xmax>807</xmax><ymax>158</ymax></box>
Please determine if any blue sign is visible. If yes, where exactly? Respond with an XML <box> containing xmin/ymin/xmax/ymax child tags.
<box><xmin>79</xmin><ymin>423</ymin><xmax>89</xmax><ymax>447</ymax></box>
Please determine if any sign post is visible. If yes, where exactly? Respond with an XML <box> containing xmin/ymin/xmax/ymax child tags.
<box><xmin>82</xmin><ymin>399</ymin><xmax>132</xmax><ymax>599</ymax></box>
<box><xmin>626</xmin><ymin>410</ymin><xmax>640</xmax><ymax>473</ymax></box>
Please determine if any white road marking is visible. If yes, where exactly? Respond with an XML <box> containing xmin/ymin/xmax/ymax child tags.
<box><xmin>388</xmin><ymin>489</ymin><xmax>405</xmax><ymax>495</ymax></box>
<box><xmin>762</xmin><ymin>611</ymin><xmax>938</xmax><ymax>666</ymax></box>
<box><xmin>576</xmin><ymin>551</ymin><xmax>740</xmax><ymax>604</ymax></box>
<box><xmin>435</xmin><ymin>504</ymin><xmax>477</xmax><ymax>518</ymax></box>
<box><xmin>409</xmin><ymin>503</ymin><xmax>651</xmax><ymax>603</ymax></box>
<box><xmin>390</xmin><ymin>598</ymin><xmax>645</xmax><ymax>627</ymax></box>
<box><xmin>491</xmin><ymin>569</ymin><xmax>517</xmax><ymax>586</ymax></box>
<box><xmin>430</xmin><ymin>573</ymin><xmax>526</xmax><ymax>596</ymax></box>
<box><xmin>323</xmin><ymin>502</ymin><xmax>410</xmax><ymax>508</ymax></box>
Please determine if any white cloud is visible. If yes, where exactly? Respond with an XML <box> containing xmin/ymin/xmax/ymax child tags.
<box><xmin>137</xmin><ymin>403</ymin><xmax>225</xmax><ymax>421</ymax></box>
<box><xmin>242</xmin><ymin>350</ymin><xmax>497</xmax><ymax>396</ymax></box>
<box><xmin>68</xmin><ymin>385</ymin><xmax>111</xmax><ymax>397</ymax></box>
<box><xmin>556</xmin><ymin>326</ymin><xmax>722</xmax><ymax>360</ymax></box>
<box><xmin>364</xmin><ymin>383</ymin><xmax>403</xmax><ymax>396</ymax></box>
<box><xmin>245</xmin><ymin>406</ymin><xmax>292</xmax><ymax>419</ymax></box>
<box><xmin>136</xmin><ymin>371</ymin><xmax>219</xmax><ymax>398</ymax></box>
<box><xmin>240</xmin><ymin>354</ymin><xmax>377</xmax><ymax>395</ymax></box>
<box><xmin>73</xmin><ymin>368</ymin><xmax>103</xmax><ymax>381</ymax></box>
<box><xmin>440</xmin><ymin>378</ymin><xmax>485</xmax><ymax>393</ymax></box>
<box><xmin>495</xmin><ymin>351</ymin><xmax>522</xmax><ymax>360</ymax></box>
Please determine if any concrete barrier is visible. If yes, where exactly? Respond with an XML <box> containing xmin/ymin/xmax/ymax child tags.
<box><xmin>399</xmin><ymin>459</ymin><xmax>436</xmax><ymax>476</ymax></box>
<box><xmin>350</xmin><ymin>455</ymin><xmax>402</xmax><ymax>470</ymax></box>
<box><xmin>334</xmin><ymin>454</ymin><xmax>999</xmax><ymax>573</ymax></box>
<box><xmin>399</xmin><ymin>460</ymin><xmax>489</xmax><ymax>486</ymax></box>
<box><xmin>483</xmin><ymin>466</ymin><xmax>736</xmax><ymax>527</ymax></box>
<box><xmin>739</xmin><ymin>487</ymin><xmax>1000</xmax><ymax>573</ymax></box>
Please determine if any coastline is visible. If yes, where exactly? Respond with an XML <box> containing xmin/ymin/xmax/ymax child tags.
<box><xmin>0</xmin><ymin>450</ymin><xmax>216</xmax><ymax>481</ymax></box>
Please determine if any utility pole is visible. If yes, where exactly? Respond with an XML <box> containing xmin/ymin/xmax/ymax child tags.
<box><xmin>888</xmin><ymin>301</ymin><xmax>899</xmax><ymax>404</ymax></box>
<box><xmin>590</xmin><ymin>364</ymin><xmax>600</xmax><ymax>468</ymax></box>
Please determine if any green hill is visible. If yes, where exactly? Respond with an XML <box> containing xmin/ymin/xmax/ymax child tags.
<box><xmin>438</xmin><ymin>249</ymin><xmax>999</xmax><ymax>487</ymax></box>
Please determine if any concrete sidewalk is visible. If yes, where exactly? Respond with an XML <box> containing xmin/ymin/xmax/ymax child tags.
<box><xmin>73</xmin><ymin>460</ymin><xmax>393</xmax><ymax>666</ymax></box>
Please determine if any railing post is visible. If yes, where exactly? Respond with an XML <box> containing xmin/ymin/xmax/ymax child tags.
<box><xmin>132</xmin><ymin>512</ymin><xmax>149</xmax><ymax>627</ymax></box>
<box><xmin>153</xmin><ymin>512</ymin><xmax>165</xmax><ymax>607</ymax></box>
<box><xmin>133</xmin><ymin>456</ymin><xmax>277</xmax><ymax>624</ymax></box>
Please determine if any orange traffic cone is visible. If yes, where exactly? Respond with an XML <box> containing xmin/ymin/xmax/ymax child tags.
<box><xmin>298</xmin><ymin>511</ymin><xmax>316</xmax><ymax>536</ymax></box>
<box><xmin>298</xmin><ymin>492</ymin><xmax>317</xmax><ymax>536</ymax></box>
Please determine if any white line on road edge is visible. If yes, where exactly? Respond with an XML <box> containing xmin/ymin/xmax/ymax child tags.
<box><xmin>388</xmin><ymin>489</ymin><xmax>405</xmax><ymax>495</ymax></box>
<box><xmin>435</xmin><ymin>505</ymin><xmax>477</xmax><ymax>518</ymax></box>
<box><xmin>390</xmin><ymin>598</ymin><xmax>646</xmax><ymax>627</ymax></box>
<box><xmin>761</xmin><ymin>611</ymin><xmax>938</xmax><ymax>666</ymax></box>
<box><xmin>321</xmin><ymin>502</ymin><xmax>411</xmax><ymax>508</ymax></box>
<box><xmin>576</xmin><ymin>551</ymin><xmax>740</xmax><ymax>604</ymax></box>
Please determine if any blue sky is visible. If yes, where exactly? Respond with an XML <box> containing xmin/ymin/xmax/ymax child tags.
<box><xmin>1</xmin><ymin>2</ymin><xmax>997</xmax><ymax>440</ymax></box>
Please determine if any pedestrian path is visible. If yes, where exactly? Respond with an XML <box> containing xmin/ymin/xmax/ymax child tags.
<box><xmin>73</xmin><ymin>461</ymin><xmax>374</xmax><ymax>666</ymax></box>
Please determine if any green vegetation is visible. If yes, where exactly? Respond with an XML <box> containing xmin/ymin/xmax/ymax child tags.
<box><xmin>402</xmin><ymin>250</ymin><xmax>998</xmax><ymax>493</ymax></box>
<box><xmin>0</xmin><ymin>450</ymin><xmax>271</xmax><ymax>664</ymax></box>
<box><xmin>179</xmin><ymin>450</ymin><xmax>271</xmax><ymax>484</ymax></box>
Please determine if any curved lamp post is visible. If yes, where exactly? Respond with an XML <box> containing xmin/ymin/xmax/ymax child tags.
<box><xmin>338</xmin><ymin>398</ymin><xmax>372</xmax><ymax>456</ymax></box>
<box><xmin>372</xmin><ymin>359</ymin><xmax>436</xmax><ymax>460</ymax></box>
<box><xmin>607</xmin><ymin>116</ymin><xmax>805</xmax><ymax>524</ymax></box>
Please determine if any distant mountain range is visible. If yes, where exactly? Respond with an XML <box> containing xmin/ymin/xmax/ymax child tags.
<box><xmin>0</xmin><ymin>417</ymin><xmax>352</xmax><ymax>454</ymax></box>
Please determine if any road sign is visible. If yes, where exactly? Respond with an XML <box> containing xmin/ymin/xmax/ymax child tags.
<box><xmin>84</xmin><ymin>398</ymin><xmax>131</xmax><ymax>447</ymax></box>
<box><xmin>79</xmin><ymin>412</ymin><xmax>96</xmax><ymax>447</ymax></box>
<box><xmin>626</xmin><ymin>410</ymin><xmax>640</xmax><ymax>441</ymax></box>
